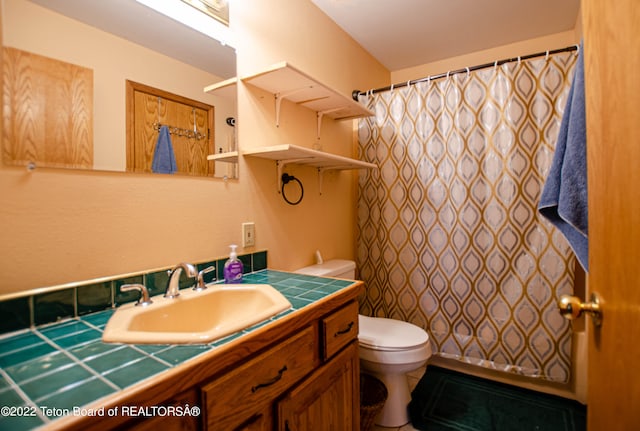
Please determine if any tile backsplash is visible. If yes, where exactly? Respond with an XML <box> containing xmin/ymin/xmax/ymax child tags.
<box><xmin>0</xmin><ymin>250</ymin><xmax>268</xmax><ymax>335</ymax></box>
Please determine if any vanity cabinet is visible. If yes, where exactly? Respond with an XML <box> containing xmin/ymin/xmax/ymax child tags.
<box><xmin>61</xmin><ymin>281</ymin><xmax>363</xmax><ymax>431</ymax></box>
<box><xmin>202</xmin><ymin>300</ymin><xmax>360</xmax><ymax>431</ymax></box>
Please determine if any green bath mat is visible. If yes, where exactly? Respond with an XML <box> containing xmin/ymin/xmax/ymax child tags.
<box><xmin>408</xmin><ymin>366</ymin><xmax>586</xmax><ymax>431</ymax></box>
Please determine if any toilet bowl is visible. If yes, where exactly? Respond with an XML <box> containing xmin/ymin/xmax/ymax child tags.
<box><xmin>358</xmin><ymin>315</ymin><xmax>432</xmax><ymax>427</ymax></box>
<box><xmin>295</xmin><ymin>259</ymin><xmax>432</xmax><ymax>428</ymax></box>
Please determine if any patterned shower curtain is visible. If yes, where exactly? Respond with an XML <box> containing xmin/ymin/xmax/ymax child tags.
<box><xmin>357</xmin><ymin>51</ymin><xmax>578</xmax><ymax>383</ymax></box>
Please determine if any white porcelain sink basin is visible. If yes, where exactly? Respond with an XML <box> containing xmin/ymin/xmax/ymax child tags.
<box><xmin>102</xmin><ymin>284</ymin><xmax>291</xmax><ymax>344</ymax></box>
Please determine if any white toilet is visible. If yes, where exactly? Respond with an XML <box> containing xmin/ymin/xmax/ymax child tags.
<box><xmin>295</xmin><ymin>259</ymin><xmax>432</xmax><ymax>427</ymax></box>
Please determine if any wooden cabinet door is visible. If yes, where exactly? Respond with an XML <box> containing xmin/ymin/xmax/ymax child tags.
<box><xmin>230</xmin><ymin>408</ymin><xmax>272</xmax><ymax>431</ymax></box>
<box><xmin>202</xmin><ymin>326</ymin><xmax>316</xmax><ymax>431</ymax></box>
<box><xmin>277</xmin><ymin>342</ymin><xmax>359</xmax><ymax>431</ymax></box>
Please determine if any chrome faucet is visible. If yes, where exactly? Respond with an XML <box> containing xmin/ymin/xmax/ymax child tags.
<box><xmin>165</xmin><ymin>262</ymin><xmax>197</xmax><ymax>298</ymax></box>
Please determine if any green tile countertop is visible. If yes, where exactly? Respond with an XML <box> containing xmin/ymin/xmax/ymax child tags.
<box><xmin>0</xmin><ymin>270</ymin><xmax>356</xmax><ymax>431</ymax></box>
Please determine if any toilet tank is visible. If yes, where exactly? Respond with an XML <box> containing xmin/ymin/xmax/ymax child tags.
<box><xmin>294</xmin><ymin>259</ymin><xmax>356</xmax><ymax>279</ymax></box>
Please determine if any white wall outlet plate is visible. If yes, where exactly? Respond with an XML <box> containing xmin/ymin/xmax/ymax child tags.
<box><xmin>242</xmin><ymin>222</ymin><xmax>255</xmax><ymax>247</ymax></box>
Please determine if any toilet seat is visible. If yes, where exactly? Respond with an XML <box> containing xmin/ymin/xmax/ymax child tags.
<box><xmin>358</xmin><ymin>315</ymin><xmax>429</xmax><ymax>351</ymax></box>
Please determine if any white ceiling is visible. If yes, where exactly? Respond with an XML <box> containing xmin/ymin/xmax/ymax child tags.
<box><xmin>311</xmin><ymin>0</ymin><xmax>581</xmax><ymax>71</ymax></box>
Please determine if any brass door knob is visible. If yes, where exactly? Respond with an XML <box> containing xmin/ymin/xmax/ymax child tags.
<box><xmin>558</xmin><ymin>293</ymin><xmax>603</xmax><ymax>327</ymax></box>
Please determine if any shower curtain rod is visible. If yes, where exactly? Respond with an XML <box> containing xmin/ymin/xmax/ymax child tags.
<box><xmin>352</xmin><ymin>45</ymin><xmax>578</xmax><ymax>100</ymax></box>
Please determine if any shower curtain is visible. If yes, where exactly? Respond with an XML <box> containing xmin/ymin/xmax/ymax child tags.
<box><xmin>357</xmin><ymin>51</ymin><xmax>578</xmax><ymax>383</ymax></box>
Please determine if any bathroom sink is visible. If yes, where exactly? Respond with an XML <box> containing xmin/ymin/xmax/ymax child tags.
<box><xmin>102</xmin><ymin>284</ymin><xmax>292</xmax><ymax>344</ymax></box>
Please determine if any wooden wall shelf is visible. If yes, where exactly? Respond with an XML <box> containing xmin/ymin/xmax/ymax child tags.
<box><xmin>243</xmin><ymin>144</ymin><xmax>376</xmax><ymax>193</ymax></box>
<box><xmin>241</xmin><ymin>62</ymin><xmax>374</xmax><ymax>133</ymax></box>
<box><xmin>207</xmin><ymin>151</ymin><xmax>238</xmax><ymax>163</ymax></box>
<box><xmin>203</xmin><ymin>77</ymin><xmax>237</xmax><ymax>100</ymax></box>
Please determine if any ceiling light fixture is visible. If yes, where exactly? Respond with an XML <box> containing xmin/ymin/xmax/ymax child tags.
<box><xmin>135</xmin><ymin>0</ymin><xmax>234</xmax><ymax>47</ymax></box>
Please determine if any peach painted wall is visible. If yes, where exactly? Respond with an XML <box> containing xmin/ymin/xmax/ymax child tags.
<box><xmin>0</xmin><ymin>0</ymin><xmax>581</xmax><ymax>299</ymax></box>
<box><xmin>0</xmin><ymin>0</ymin><xmax>389</xmax><ymax>296</ymax></box>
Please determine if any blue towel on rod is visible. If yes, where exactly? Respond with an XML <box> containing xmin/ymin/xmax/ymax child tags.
<box><xmin>538</xmin><ymin>42</ymin><xmax>588</xmax><ymax>271</ymax></box>
<box><xmin>151</xmin><ymin>125</ymin><xmax>177</xmax><ymax>174</ymax></box>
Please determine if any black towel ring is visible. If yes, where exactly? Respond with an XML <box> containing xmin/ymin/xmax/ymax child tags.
<box><xmin>281</xmin><ymin>173</ymin><xmax>304</xmax><ymax>205</ymax></box>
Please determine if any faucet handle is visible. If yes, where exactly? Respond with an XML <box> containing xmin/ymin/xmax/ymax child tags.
<box><xmin>194</xmin><ymin>266</ymin><xmax>216</xmax><ymax>291</ymax></box>
<box><xmin>121</xmin><ymin>284</ymin><xmax>153</xmax><ymax>307</ymax></box>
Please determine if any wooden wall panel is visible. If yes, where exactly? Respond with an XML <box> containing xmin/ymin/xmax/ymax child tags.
<box><xmin>2</xmin><ymin>47</ymin><xmax>93</xmax><ymax>169</ymax></box>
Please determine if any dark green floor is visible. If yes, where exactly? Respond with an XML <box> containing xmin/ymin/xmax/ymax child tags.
<box><xmin>409</xmin><ymin>366</ymin><xmax>586</xmax><ymax>431</ymax></box>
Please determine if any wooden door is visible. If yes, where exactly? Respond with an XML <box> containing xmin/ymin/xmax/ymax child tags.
<box><xmin>126</xmin><ymin>80</ymin><xmax>214</xmax><ymax>176</ymax></box>
<box><xmin>583</xmin><ymin>0</ymin><xmax>640</xmax><ymax>429</ymax></box>
<box><xmin>277</xmin><ymin>342</ymin><xmax>359</xmax><ymax>431</ymax></box>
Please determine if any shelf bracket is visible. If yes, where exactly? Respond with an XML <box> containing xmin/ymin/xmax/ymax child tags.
<box><xmin>317</xmin><ymin>168</ymin><xmax>324</xmax><ymax>195</ymax></box>
<box><xmin>316</xmin><ymin>112</ymin><xmax>323</xmax><ymax>143</ymax></box>
<box><xmin>316</xmin><ymin>107</ymin><xmax>343</xmax><ymax>140</ymax></box>
<box><xmin>276</xmin><ymin>158</ymin><xmax>313</xmax><ymax>193</ymax></box>
<box><xmin>274</xmin><ymin>86</ymin><xmax>314</xmax><ymax>127</ymax></box>
<box><xmin>316</xmin><ymin>166</ymin><xmax>345</xmax><ymax>195</ymax></box>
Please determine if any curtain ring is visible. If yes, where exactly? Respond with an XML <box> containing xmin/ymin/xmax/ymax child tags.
<box><xmin>407</xmin><ymin>80</ymin><xmax>411</xmax><ymax>89</ymax></box>
<box><xmin>517</xmin><ymin>56</ymin><xmax>521</xmax><ymax>65</ymax></box>
<box><xmin>466</xmin><ymin>67</ymin><xmax>470</xmax><ymax>77</ymax></box>
<box><xmin>494</xmin><ymin>60</ymin><xmax>498</xmax><ymax>71</ymax></box>
<box><xmin>545</xmin><ymin>50</ymin><xmax>550</xmax><ymax>61</ymax></box>
<box><xmin>390</xmin><ymin>83</ymin><xmax>394</xmax><ymax>95</ymax></box>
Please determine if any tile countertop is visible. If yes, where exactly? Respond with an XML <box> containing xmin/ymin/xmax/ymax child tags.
<box><xmin>0</xmin><ymin>270</ymin><xmax>357</xmax><ymax>431</ymax></box>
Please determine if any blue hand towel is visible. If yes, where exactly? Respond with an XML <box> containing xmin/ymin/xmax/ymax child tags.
<box><xmin>151</xmin><ymin>125</ymin><xmax>177</xmax><ymax>174</ymax></box>
<box><xmin>538</xmin><ymin>42</ymin><xmax>588</xmax><ymax>271</ymax></box>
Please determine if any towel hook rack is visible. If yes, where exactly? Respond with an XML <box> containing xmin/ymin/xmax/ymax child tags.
<box><xmin>149</xmin><ymin>94</ymin><xmax>208</xmax><ymax>140</ymax></box>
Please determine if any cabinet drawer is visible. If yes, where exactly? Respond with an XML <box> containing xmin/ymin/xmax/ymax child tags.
<box><xmin>321</xmin><ymin>301</ymin><xmax>359</xmax><ymax>360</ymax></box>
<box><xmin>201</xmin><ymin>325</ymin><xmax>316</xmax><ymax>430</ymax></box>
